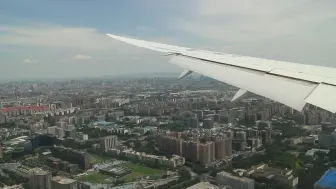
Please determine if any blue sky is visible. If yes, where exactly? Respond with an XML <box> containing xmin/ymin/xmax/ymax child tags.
<box><xmin>1</xmin><ymin>0</ymin><xmax>336</xmax><ymax>80</ymax></box>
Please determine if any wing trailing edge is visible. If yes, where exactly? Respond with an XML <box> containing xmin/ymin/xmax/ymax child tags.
<box><xmin>106</xmin><ymin>34</ymin><xmax>336</xmax><ymax>113</ymax></box>
<box><xmin>169</xmin><ymin>56</ymin><xmax>316</xmax><ymax>112</ymax></box>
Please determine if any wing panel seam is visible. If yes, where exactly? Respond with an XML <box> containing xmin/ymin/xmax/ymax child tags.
<box><xmin>176</xmin><ymin>54</ymin><xmax>319</xmax><ymax>85</ymax></box>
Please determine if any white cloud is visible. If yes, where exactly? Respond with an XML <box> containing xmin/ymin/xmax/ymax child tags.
<box><xmin>170</xmin><ymin>0</ymin><xmax>336</xmax><ymax>41</ymax></box>
<box><xmin>0</xmin><ymin>24</ymin><xmax>184</xmax><ymax>68</ymax></box>
<box><xmin>23</xmin><ymin>58</ymin><xmax>39</xmax><ymax>64</ymax></box>
<box><xmin>72</xmin><ymin>54</ymin><xmax>92</xmax><ymax>60</ymax></box>
<box><xmin>165</xmin><ymin>0</ymin><xmax>336</xmax><ymax>66</ymax></box>
<box><xmin>4</xmin><ymin>1</ymin><xmax>336</xmax><ymax>79</ymax></box>
<box><xmin>0</xmin><ymin>24</ymin><xmax>154</xmax><ymax>54</ymax></box>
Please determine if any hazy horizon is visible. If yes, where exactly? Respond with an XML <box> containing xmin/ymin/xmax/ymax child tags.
<box><xmin>0</xmin><ymin>71</ymin><xmax>185</xmax><ymax>83</ymax></box>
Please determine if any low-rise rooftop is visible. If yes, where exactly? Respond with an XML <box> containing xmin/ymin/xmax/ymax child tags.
<box><xmin>52</xmin><ymin>176</ymin><xmax>76</xmax><ymax>184</ymax></box>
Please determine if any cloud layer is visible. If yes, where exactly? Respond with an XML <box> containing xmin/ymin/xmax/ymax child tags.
<box><xmin>1</xmin><ymin>0</ymin><xmax>336</xmax><ymax>79</ymax></box>
<box><xmin>23</xmin><ymin>58</ymin><xmax>39</xmax><ymax>64</ymax></box>
<box><xmin>166</xmin><ymin>0</ymin><xmax>336</xmax><ymax>67</ymax></box>
<box><xmin>0</xmin><ymin>24</ymin><xmax>179</xmax><ymax>79</ymax></box>
<box><xmin>0</xmin><ymin>24</ymin><xmax>139</xmax><ymax>52</ymax></box>
<box><xmin>171</xmin><ymin>0</ymin><xmax>336</xmax><ymax>41</ymax></box>
<box><xmin>72</xmin><ymin>54</ymin><xmax>91</xmax><ymax>60</ymax></box>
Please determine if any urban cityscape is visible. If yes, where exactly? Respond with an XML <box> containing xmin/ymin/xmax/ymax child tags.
<box><xmin>0</xmin><ymin>76</ymin><xmax>335</xmax><ymax>189</ymax></box>
<box><xmin>2</xmin><ymin>1</ymin><xmax>336</xmax><ymax>189</ymax></box>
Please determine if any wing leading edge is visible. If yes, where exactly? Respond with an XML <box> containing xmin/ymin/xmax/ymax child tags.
<box><xmin>106</xmin><ymin>34</ymin><xmax>336</xmax><ymax>113</ymax></box>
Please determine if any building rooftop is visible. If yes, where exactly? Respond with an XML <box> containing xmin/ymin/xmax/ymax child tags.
<box><xmin>29</xmin><ymin>168</ymin><xmax>50</xmax><ymax>175</ymax></box>
<box><xmin>246</xmin><ymin>164</ymin><xmax>292</xmax><ymax>177</ymax></box>
<box><xmin>93</xmin><ymin>121</ymin><xmax>115</xmax><ymax>126</ymax></box>
<box><xmin>305</xmin><ymin>148</ymin><xmax>330</xmax><ymax>156</ymax></box>
<box><xmin>315</xmin><ymin>168</ymin><xmax>336</xmax><ymax>188</ymax></box>
<box><xmin>217</xmin><ymin>171</ymin><xmax>254</xmax><ymax>183</ymax></box>
<box><xmin>107</xmin><ymin>183</ymin><xmax>137</xmax><ymax>189</ymax></box>
<box><xmin>186</xmin><ymin>182</ymin><xmax>219</xmax><ymax>189</ymax></box>
<box><xmin>52</xmin><ymin>176</ymin><xmax>76</xmax><ymax>184</ymax></box>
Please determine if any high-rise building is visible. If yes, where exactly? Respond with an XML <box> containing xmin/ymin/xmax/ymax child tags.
<box><xmin>28</xmin><ymin>168</ymin><xmax>52</xmax><ymax>189</ymax></box>
<box><xmin>235</xmin><ymin>131</ymin><xmax>247</xmax><ymax>142</ymax></box>
<box><xmin>256</xmin><ymin>121</ymin><xmax>272</xmax><ymax>130</ymax></box>
<box><xmin>0</xmin><ymin>142</ymin><xmax>3</xmax><ymax>160</ymax></box>
<box><xmin>182</xmin><ymin>140</ymin><xmax>200</xmax><ymax>162</ymax></box>
<box><xmin>171</xmin><ymin>137</ymin><xmax>183</xmax><ymax>156</ymax></box>
<box><xmin>100</xmin><ymin>135</ymin><xmax>118</xmax><ymax>152</ymax></box>
<box><xmin>260</xmin><ymin>130</ymin><xmax>272</xmax><ymax>145</ymax></box>
<box><xmin>64</xmin><ymin>128</ymin><xmax>76</xmax><ymax>138</ymax></box>
<box><xmin>156</xmin><ymin>134</ymin><xmax>232</xmax><ymax>164</ymax></box>
<box><xmin>51</xmin><ymin>176</ymin><xmax>77</xmax><ymax>189</ymax></box>
<box><xmin>189</xmin><ymin>117</ymin><xmax>199</xmax><ymax>128</ymax></box>
<box><xmin>199</xmin><ymin>142</ymin><xmax>215</xmax><ymax>165</ymax></box>
<box><xmin>215</xmin><ymin>137</ymin><xmax>232</xmax><ymax>159</ymax></box>
<box><xmin>224</xmin><ymin>137</ymin><xmax>232</xmax><ymax>157</ymax></box>
<box><xmin>203</xmin><ymin>118</ymin><xmax>214</xmax><ymax>129</ymax></box>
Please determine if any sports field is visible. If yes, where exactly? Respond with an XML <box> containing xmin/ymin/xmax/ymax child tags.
<box><xmin>123</xmin><ymin>163</ymin><xmax>165</xmax><ymax>182</ymax></box>
<box><xmin>80</xmin><ymin>154</ymin><xmax>166</xmax><ymax>183</ymax></box>
<box><xmin>77</xmin><ymin>172</ymin><xmax>111</xmax><ymax>184</ymax></box>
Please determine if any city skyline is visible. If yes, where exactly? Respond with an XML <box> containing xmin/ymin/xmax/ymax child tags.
<box><xmin>1</xmin><ymin>0</ymin><xmax>336</xmax><ymax>79</ymax></box>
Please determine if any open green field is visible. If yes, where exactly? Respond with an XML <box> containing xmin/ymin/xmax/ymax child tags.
<box><xmin>123</xmin><ymin>163</ymin><xmax>165</xmax><ymax>182</ymax></box>
<box><xmin>88</xmin><ymin>154</ymin><xmax>113</xmax><ymax>164</ymax></box>
<box><xmin>77</xmin><ymin>172</ymin><xmax>111</xmax><ymax>184</ymax></box>
<box><xmin>78</xmin><ymin>160</ymin><xmax>165</xmax><ymax>184</ymax></box>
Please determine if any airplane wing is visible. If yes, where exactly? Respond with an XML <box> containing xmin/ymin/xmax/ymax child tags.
<box><xmin>106</xmin><ymin>34</ymin><xmax>336</xmax><ymax>113</ymax></box>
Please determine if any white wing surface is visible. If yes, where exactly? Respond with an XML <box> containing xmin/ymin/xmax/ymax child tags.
<box><xmin>106</xmin><ymin>34</ymin><xmax>336</xmax><ymax>113</ymax></box>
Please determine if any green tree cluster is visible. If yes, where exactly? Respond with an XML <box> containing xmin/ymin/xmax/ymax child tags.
<box><xmin>0</xmin><ymin>168</ymin><xmax>28</xmax><ymax>186</ymax></box>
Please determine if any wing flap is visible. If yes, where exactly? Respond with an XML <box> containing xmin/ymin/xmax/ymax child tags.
<box><xmin>305</xmin><ymin>84</ymin><xmax>336</xmax><ymax>112</ymax></box>
<box><xmin>170</xmin><ymin>56</ymin><xmax>317</xmax><ymax>111</ymax></box>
